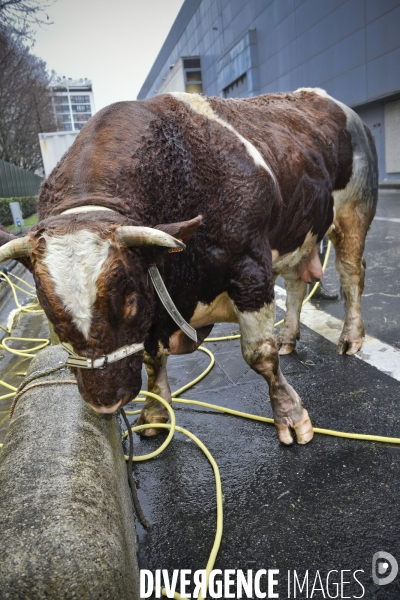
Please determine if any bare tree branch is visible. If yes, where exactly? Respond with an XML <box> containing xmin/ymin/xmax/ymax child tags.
<box><xmin>0</xmin><ymin>30</ymin><xmax>60</xmax><ymax>172</ymax></box>
<box><xmin>0</xmin><ymin>0</ymin><xmax>55</xmax><ymax>42</ymax></box>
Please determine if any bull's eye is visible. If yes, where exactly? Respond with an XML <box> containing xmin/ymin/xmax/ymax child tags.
<box><xmin>124</xmin><ymin>293</ymin><xmax>138</xmax><ymax>319</ymax></box>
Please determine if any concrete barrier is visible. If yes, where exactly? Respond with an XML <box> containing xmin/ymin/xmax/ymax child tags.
<box><xmin>0</xmin><ymin>345</ymin><xmax>140</xmax><ymax>599</ymax></box>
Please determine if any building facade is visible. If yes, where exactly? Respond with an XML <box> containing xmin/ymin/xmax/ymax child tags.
<box><xmin>51</xmin><ymin>78</ymin><xmax>95</xmax><ymax>132</ymax></box>
<box><xmin>138</xmin><ymin>0</ymin><xmax>400</xmax><ymax>182</ymax></box>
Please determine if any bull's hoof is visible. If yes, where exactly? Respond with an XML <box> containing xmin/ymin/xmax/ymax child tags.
<box><xmin>278</xmin><ymin>331</ymin><xmax>299</xmax><ymax>355</ymax></box>
<box><xmin>278</xmin><ymin>342</ymin><xmax>296</xmax><ymax>355</ymax></box>
<box><xmin>337</xmin><ymin>336</ymin><xmax>363</xmax><ymax>355</ymax></box>
<box><xmin>275</xmin><ymin>409</ymin><xmax>313</xmax><ymax>446</ymax></box>
<box><xmin>293</xmin><ymin>409</ymin><xmax>314</xmax><ymax>444</ymax></box>
<box><xmin>136</xmin><ymin>410</ymin><xmax>169</xmax><ymax>437</ymax></box>
<box><xmin>275</xmin><ymin>422</ymin><xmax>294</xmax><ymax>445</ymax></box>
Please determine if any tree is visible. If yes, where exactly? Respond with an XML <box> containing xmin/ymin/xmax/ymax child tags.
<box><xmin>0</xmin><ymin>30</ymin><xmax>60</xmax><ymax>172</ymax></box>
<box><xmin>0</xmin><ymin>0</ymin><xmax>54</xmax><ymax>42</ymax></box>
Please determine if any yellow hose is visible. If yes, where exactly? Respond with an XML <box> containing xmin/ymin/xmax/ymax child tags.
<box><xmin>7</xmin><ymin>271</ymin><xmax>36</xmax><ymax>291</ymax></box>
<box><xmin>0</xmin><ymin>380</ymin><xmax>18</xmax><ymax>393</ymax></box>
<box><xmin>120</xmin><ymin>239</ymin><xmax>396</xmax><ymax>596</ymax></box>
<box><xmin>1</xmin><ymin>241</ymin><xmax>400</xmax><ymax>599</ymax></box>
<box><xmin>0</xmin><ymin>271</ymin><xmax>49</xmax><ymax>402</ymax></box>
<box><xmin>123</xmin><ymin>394</ymin><xmax>223</xmax><ymax>600</ymax></box>
<box><xmin>1</xmin><ymin>337</ymin><xmax>49</xmax><ymax>359</ymax></box>
<box><xmin>172</xmin><ymin>346</ymin><xmax>215</xmax><ymax>397</ymax></box>
<box><xmin>122</xmin><ymin>391</ymin><xmax>176</xmax><ymax>461</ymax></box>
<box><xmin>170</xmin><ymin>398</ymin><xmax>400</xmax><ymax>444</ymax></box>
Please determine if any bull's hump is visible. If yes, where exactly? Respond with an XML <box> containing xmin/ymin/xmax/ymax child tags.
<box><xmin>42</xmin><ymin>230</ymin><xmax>111</xmax><ymax>338</ymax></box>
<box><xmin>169</xmin><ymin>92</ymin><xmax>276</xmax><ymax>184</ymax></box>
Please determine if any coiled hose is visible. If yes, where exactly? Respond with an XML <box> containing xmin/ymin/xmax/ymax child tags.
<box><xmin>1</xmin><ymin>244</ymin><xmax>399</xmax><ymax>600</ymax></box>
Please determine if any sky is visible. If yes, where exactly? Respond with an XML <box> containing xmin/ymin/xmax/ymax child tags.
<box><xmin>33</xmin><ymin>0</ymin><xmax>186</xmax><ymax>112</ymax></box>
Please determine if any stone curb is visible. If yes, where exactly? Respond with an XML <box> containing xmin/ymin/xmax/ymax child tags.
<box><xmin>0</xmin><ymin>345</ymin><xmax>140</xmax><ymax>600</ymax></box>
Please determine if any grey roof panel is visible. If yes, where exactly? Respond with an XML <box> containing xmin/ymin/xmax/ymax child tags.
<box><xmin>366</xmin><ymin>5</ymin><xmax>400</xmax><ymax>61</ymax></box>
<box><xmin>137</xmin><ymin>0</ymin><xmax>202</xmax><ymax>99</ymax></box>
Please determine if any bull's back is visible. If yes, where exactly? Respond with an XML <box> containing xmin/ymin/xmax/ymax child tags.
<box><xmin>40</xmin><ymin>90</ymin><xmax>377</xmax><ymax>256</ymax></box>
<box><xmin>205</xmin><ymin>90</ymin><xmax>350</xmax><ymax>254</ymax></box>
<box><xmin>208</xmin><ymin>88</ymin><xmax>377</xmax><ymax>253</ymax></box>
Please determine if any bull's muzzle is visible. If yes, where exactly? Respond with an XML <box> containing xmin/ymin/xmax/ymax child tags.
<box><xmin>89</xmin><ymin>399</ymin><xmax>123</xmax><ymax>414</ymax></box>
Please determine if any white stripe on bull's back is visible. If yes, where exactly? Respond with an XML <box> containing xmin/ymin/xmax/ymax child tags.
<box><xmin>170</xmin><ymin>92</ymin><xmax>276</xmax><ymax>183</ymax></box>
<box><xmin>43</xmin><ymin>230</ymin><xmax>111</xmax><ymax>338</ymax></box>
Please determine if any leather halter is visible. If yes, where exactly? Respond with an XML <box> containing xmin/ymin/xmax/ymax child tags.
<box><xmin>61</xmin><ymin>341</ymin><xmax>145</xmax><ymax>369</ymax></box>
<box><xmin>148</xmin><ymin>264</ymin><xmax>197</xmax><ymax>342</ymax></box>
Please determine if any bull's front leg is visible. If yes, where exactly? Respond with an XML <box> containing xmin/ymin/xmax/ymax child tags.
<box><xmin>233</xmin><ymin>302</ymin><xmax>313</xmax><ymax>445</ymax></box>
<box><xmin>136</xmin><ymin>348</ymin><xmax>171</xmax><ymax>437</ymax></box>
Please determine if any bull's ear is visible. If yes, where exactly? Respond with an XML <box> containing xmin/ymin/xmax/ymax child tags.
<box><xmin>154</xmin><ymin>215</ymin><xmax>203</xmax><ymax>244</ymax></box>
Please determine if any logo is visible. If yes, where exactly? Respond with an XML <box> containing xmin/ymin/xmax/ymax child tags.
<box><xmin>372</xmin><ymin>552</ymin><xmax>398</xmax><ymax>586</ymax></box>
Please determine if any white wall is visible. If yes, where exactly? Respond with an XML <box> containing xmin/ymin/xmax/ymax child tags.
<box><xmin>157</xmin><ymin>58</ymin><xmax>185</xmax><ymax>94</ymax></box>
<box><xmin>385</xmin><ymin>99</ymin><xmax>400</xmax><ymax>174</ymax></box>
<box><xmin>39</xmin><ymin>131</ymin><xmax>79</xmax><ymax>178</ymax></box>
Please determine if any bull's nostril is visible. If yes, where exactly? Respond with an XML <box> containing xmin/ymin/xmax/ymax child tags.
<box><xmin>88</xmin><ymin>399</ymin><xmax>122</xmax><ymax>414</ymax></box>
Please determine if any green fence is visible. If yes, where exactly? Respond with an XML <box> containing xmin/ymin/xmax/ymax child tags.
<box><xmin>0</xmin><ymin>159</ymin><xmax>43</xmax><ymax>198</ymax></box>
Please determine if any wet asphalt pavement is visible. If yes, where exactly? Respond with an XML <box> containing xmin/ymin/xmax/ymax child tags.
<box><xmin>131</xmin><ymin>192</ymin><xmax>400</xmax><ymax>599</ymax></box>
<box><xmin>0</xmin><ymin>193</ymin><xmax>399</xmax><ymax>599</ymax></box>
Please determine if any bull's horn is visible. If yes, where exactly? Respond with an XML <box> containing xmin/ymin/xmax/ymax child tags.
<box><xmin>0</xmin><ymin>237</ymin><xmax>33</xmax><ymax>262</ymax></box>
<box><xmin>115</xmin><ymin>226</ymin><xmax>185</xmax><ymax>249</ymax></box>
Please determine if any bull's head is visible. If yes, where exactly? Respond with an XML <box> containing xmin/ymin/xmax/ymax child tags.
<box><xmin>0</xmin><ymin>214</ymin><xmax>202</xmax><ymax>413</ymax></box>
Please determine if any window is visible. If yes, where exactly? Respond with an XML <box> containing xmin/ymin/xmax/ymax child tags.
<box><xmin>64</xmin><ymin>123</ymin><xmax>72</xmax><ymax>131</ymax></box>
<box><xmin>185</xmin><ymin>84</ymin><xmax>203</xmax><ymax>94</ymax></box>
<box><xmin>53</xmin><ymin>96</ymin><xmax>69</xmax><ymax>105</ymax></box>
<box><xmin>62</xmin><ymin>114</ymin><xmax>71</xmax><ymax>122</ymax></box>
<box><xmin>74</xmin><ymin>114</ymin><xmax>91</xmax><ymax>122</ymax></box>
<box><xmin>56</xmin><ymin>105</ymin><xmax>70</xmax><ymax>113</ymax></box>
<box><xmin>186</xmin><ymin>70</ymin><xmax>202</xmax><ymax>82</ymax></box>
<box><xmin>70</xmin><ymin>95</ymin><xmax>90</xmax><ymax>103</ymax></box>
<box><xmin>72</xmin><ymin>104</ymin><xmax>91</xmax><ymax>112</ymax></box>
<box><xmin>184</xmin><ymin>58</ymin><xmax>200</xmax><ymax>69</ymax></box>
<box><xmin>183</xmin><ymin>58</ymin><xmax>202</xmax><ymax>95</ymax></box>
<box><xmin>74</xmin><ymin>123</ymin><xmax>85</xmax><ymax>130</ymax></box>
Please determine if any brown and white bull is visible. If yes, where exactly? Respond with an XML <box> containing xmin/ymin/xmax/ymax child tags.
<box><xmin>0</xmin><ymin>88</ymin><xmax>378</xmax><ymax>445</ymax></box>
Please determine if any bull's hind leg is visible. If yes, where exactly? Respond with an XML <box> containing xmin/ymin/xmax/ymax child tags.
<box><xmin>277</xmin><ymin>270</ymin><xmax>307</xmax><ymax>355</ymax></box>
<box><xmin>136</xmin><ymin>349</ymin><xmax>172</xmax><ymax>437</ymax></box>
<box><xmin>330</xmin><ymin>202</ymin><xmax>374</xmax><ymax>355</ymax></box>
<box><xmin>233</xmin><ymin>302</ymin><xmax>313</xmax><ymax>445</ymax></box>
